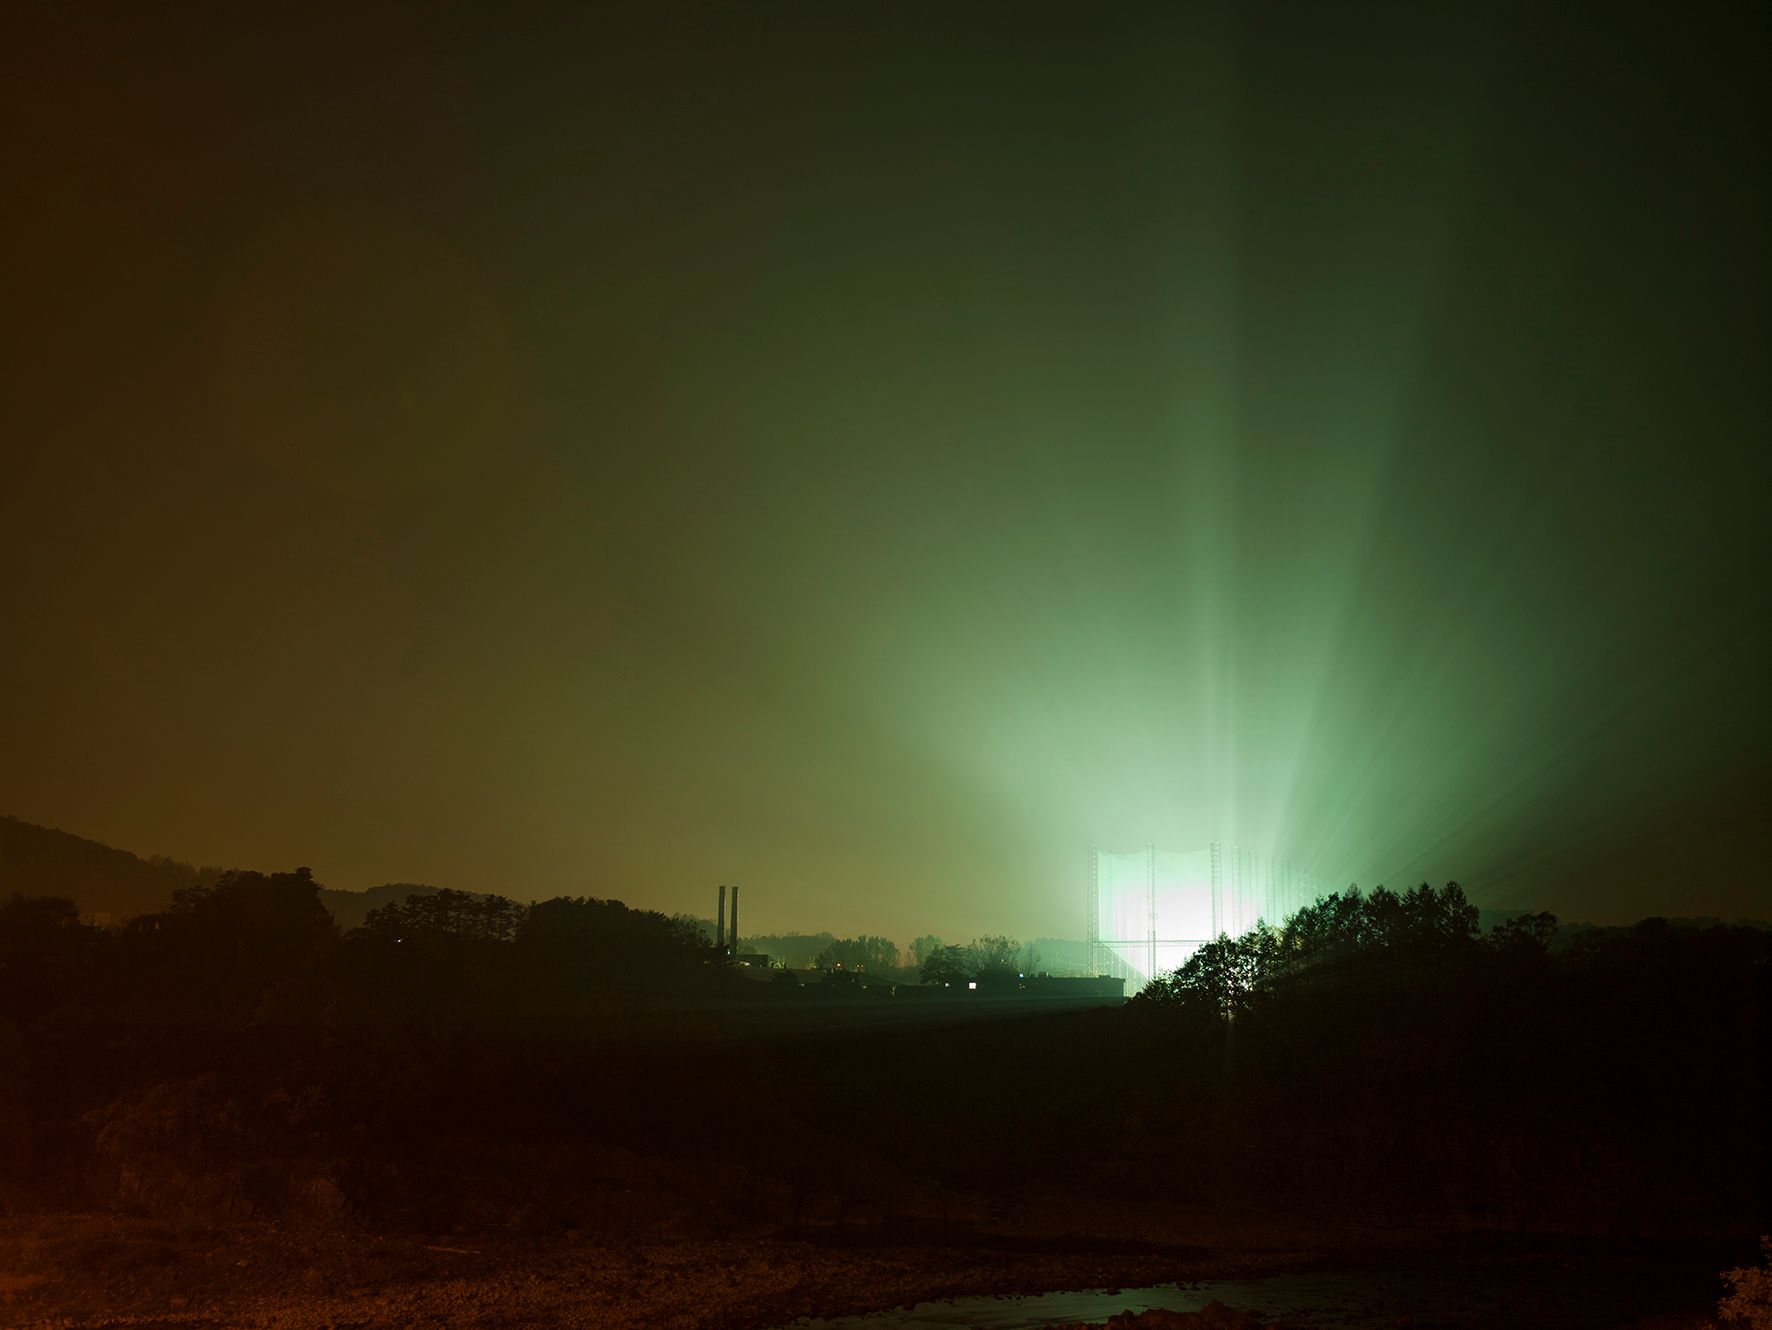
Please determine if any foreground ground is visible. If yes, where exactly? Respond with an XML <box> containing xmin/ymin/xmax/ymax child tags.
<box><xmin>0</xmin><ymin>1199</ymin><xmax>1395</xmax><ymax>1330</ymax></box>
<box><xmin>0</xmin><ymin>1198</ymin><xmax>1739</xmax><ymax>1330</ymax></box>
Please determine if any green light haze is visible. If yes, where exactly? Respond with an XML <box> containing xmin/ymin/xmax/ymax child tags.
<box><xmin>3</xmin><ymin>3</ymin><xmax>1765</xmax><ymax>940</ymax></box>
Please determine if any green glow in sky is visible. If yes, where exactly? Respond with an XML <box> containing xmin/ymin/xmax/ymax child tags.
<box><xmin>2</xmin><ymin>3</ymin><xmax>1765</xmax><ymax>940</ymax></box>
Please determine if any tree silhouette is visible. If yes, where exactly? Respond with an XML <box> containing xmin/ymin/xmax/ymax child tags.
<box><xmin>129</xmin><ymin>868</ymin><xmax>337</xmax><ymax>1003</ymax></box>
<box><xmin>919</xmin><ymin>944</ymin><xmax>973</xmax><ymax>986</ymax></box>
<box><xmin>970</xmin><ymin>934</ymin><xmax>1020</xmax><ymax>976</ymax></box>
<box><xmin>812</xmin><ymin>934</ymin><xmax>903</xmax><ymax>974</ymax></box>
<box><xmin>361</xmin><ymin>887</ymin><xmax>524</xmax><ymax>946</ymax></box>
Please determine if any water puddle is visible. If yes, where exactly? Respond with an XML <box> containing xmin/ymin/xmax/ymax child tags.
<box><xmin>769</xmin><ymin>1257</ymin><xmax>1698</xmax><ymax>1329</ymax></box>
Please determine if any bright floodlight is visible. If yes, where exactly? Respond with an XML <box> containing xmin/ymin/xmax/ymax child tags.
<box><xmin>1088</xmin><ymin>843</ymin><xmax>1330</xmax><ymax>990</ymax></box>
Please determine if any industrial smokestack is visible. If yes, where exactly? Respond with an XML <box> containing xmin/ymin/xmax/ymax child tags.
<box><xmin>729</xmin><ymin>885</ymin><xmax>740</xmax><ymax>955</ymax></box>
<box><xmin>716</xmin><ymin>884</ymin><xmax>727</xmax><ymax>951</ymax></box>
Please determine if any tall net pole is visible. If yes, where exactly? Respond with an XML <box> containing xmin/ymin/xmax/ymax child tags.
<box><xmin>1209</xmin><ymin>841</ymin><xmax>1222</xmax><ymax>940</ymax></box>
<box><xmin>1146</xmin><ymin>843</ymin><xmax>1157</xmax><ymax>981</ymax></box>
<box><xmin>1087</xmin><ymin>845</ymin><xmax>1099</xmax><ymax>977</ymax></box>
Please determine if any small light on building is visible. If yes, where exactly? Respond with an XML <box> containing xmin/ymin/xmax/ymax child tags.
<box><xmin>967</xmin><ymin>981</ymin><xmax>977</xmax><ymax>990</ymax></box>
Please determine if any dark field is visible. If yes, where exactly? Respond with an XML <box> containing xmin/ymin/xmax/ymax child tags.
<box><xmin>1</xmin><ymin>878</ymin><xmax>1766</xmax><ymax>1327</ymax></box>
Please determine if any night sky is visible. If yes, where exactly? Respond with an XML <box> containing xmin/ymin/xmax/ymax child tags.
<box><xmin>5</xmin><ymin>3</ymin><xmax>1766</xmax><ymax>940</ymax></box>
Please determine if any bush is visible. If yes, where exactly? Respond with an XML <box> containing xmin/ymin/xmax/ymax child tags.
<box><xmin>1720</xmin><ymin>1236</ymin><xmax>1772</xmax><ymax>1328</ymax></box>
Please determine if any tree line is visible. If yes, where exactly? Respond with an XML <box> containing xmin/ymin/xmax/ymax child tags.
<box><xmin>1136</xmin><ymin>881</ymin><xmax>1509</xmax><ymax>1018</ymax></box>
<box><xmin>0</xmin><ymin>869</ymin><xmax>1762</xmax><ymax>1240</ymax></box>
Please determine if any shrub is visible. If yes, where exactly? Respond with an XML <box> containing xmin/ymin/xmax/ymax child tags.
<box><xmin>1720</xmin><ymin>1236</ymin><xmax>1772</xmax><ymax>1329</ymax></box>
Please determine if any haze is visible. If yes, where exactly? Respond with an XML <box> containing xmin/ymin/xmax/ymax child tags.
<box><xmin>4</xmin><ymin>3</ymin><xmax>1765</xmax><ymax>940</ymax></box>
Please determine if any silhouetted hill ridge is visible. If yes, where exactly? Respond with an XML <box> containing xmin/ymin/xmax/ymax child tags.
<box><xmin>0</xmin><ymin>814</ymin><xmax>214</xmax><ymax>920</ymax></box>
<box><xmin>0</xmin><ymin>817</ymin><xmax>479</xmax><ymax>930</ymax></box>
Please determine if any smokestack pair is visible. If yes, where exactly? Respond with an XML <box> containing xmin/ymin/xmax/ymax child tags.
<box><xmin>717</xmin><ymin>884</ymin><xmax>739</xmax><ymax>954</ymax></box>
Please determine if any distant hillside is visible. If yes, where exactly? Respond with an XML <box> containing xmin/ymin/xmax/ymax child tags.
<box><xmin>317</xmin><ymin>882</ymin><xmax>451</xmax><ymax>931</ymax></box>
<box><xmin>0</xmin><ymin>818</ymin><xmax>489</xmax><ymax>930</ymax></box>
<box><xmin>0</xmin><ymin>815</ymin><xmax>216</xmax><ymax>921</ymax></box>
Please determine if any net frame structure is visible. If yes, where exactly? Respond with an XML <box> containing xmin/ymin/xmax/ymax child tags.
<box><xmin>1087</xmin><ymin>843</ymin><xmax>1327</xmax><ymax>989</ymax></box>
